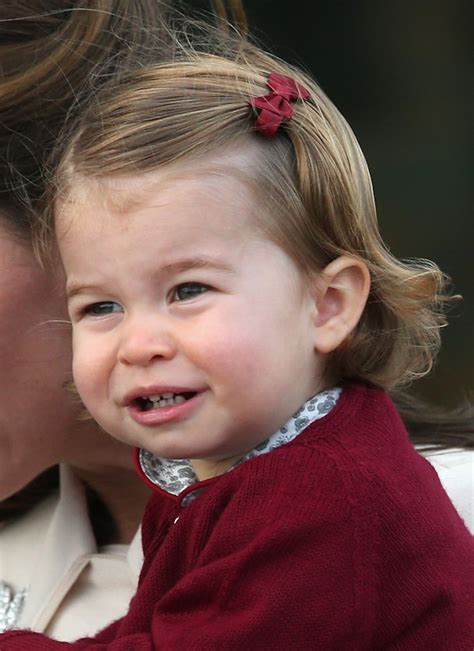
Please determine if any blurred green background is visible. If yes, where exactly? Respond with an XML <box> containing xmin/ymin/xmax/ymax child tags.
<box><xmin>193</xmin><ymin>0</ymin><xmax>473</xmax><ymax>406</ymax></box>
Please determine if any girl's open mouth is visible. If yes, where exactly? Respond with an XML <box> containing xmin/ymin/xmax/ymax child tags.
<box><xmin>133</xmin><ymin>391</ymin><xmax>197</xmax><ymax>412</ymax></box>
<box><xmin>127</xmin><ymin>390</ymin><xmax>204</xmax><ymax>427</ymax></box>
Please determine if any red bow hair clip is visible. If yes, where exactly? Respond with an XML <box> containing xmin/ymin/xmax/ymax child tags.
<box><xmin>249</xmin><ymin>72</ymin><xmax>310</xmax><ymax>137</ymax></box>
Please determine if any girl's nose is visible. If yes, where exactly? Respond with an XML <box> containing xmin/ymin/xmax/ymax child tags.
<box><xmin>117</xmin><ymin>316</ymin><xmax>177</xmax><ymax>366</ymax></box>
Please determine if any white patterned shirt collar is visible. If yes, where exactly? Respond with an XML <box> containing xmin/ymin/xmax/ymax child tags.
<box><xmin>139</xmin><ymin>386</ymin><xmax>342</xmax><ymax>497</ymax></box>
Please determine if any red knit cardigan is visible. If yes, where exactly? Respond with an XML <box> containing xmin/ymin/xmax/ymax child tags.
<box><xmin>2</xmin><ymin>383</ymin><xmax>473</xmax><ymax>650</ymax></box>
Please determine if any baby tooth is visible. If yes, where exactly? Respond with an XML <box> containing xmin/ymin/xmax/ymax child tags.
<box><xmin>162</xmin><ymin>392</ymin><xmax>174</xmax><ymax>399</ymax></box>
<box><xmin>148</xmin><ymin>395</ymin><xmax>162</xmax><ymax>401</ymax></box>
<box><xmin>174</xmin><ymin>395</ymin><xmax>186</xmax><ymax>404</ymax></box>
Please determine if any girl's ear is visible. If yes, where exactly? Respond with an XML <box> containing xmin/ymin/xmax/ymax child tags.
<box><xmin>309</xmin><ymin>256</ymin><xmax>370</xmax><ymax>354</ymax></box>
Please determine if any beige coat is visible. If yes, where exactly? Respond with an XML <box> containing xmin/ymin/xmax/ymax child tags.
<box><xmin>0</xmin><ymin>465</ymin><xmax>142</xmax><ymax>641</ymax></box>
<box><xmin>425</xmin><ymin>448</ymin><xmax>473</xmax><ymax>533</ymax></box>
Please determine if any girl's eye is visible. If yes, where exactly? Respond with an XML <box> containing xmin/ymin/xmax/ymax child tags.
<box><xmin>83</xmin><ymin>301</ymin><xmax>123</xmax><ymax>317</ymax></box>
<box><xmin>172</xmin><ymin>282</ymin><xmax>209</xmax><ymax>302</ymax></box>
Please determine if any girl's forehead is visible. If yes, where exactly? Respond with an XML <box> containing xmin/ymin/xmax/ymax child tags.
<box><xmin>56</xmin><ymin>168</ymin><xmax>264</xmax><ymax>248</ymax></box>
<box><xmin>57</xmin><ymin>152</ymin><xmax>266</xmax><ymax>237</ymax></box>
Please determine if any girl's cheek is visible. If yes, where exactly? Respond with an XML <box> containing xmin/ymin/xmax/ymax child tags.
<box><xmin>72</xmin><ymin>340</ymin><xmax>104</xmax><ymax>387</ymax></box>
<box><xmin>193</xmin><ymin>327</ymin><xmax>262</xmax><ymax>377</ymax></box>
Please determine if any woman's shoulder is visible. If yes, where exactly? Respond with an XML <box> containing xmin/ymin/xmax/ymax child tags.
<box><xmin>423</xmin><ymin>448</ymin><xmax>474</xmax><ymax>532</ymax></box>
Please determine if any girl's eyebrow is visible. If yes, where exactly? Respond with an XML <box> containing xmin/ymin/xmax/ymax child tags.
<box><xmin>160</xmin><ymin>256</ymin><xmax>235</xmax><ymax>276</ymax></box>
<box><xmin>66</xmin><ymin>283</ymin><xmax>102</xmax><ymax>300</ymax></box>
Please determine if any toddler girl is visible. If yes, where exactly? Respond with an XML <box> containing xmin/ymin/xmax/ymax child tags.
<box><xmin>3</xmin><ymin>17</ymin><xmax>472</xmax><ymax>651</ymax></box>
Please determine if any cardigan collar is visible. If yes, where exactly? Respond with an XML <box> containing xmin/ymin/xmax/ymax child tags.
<box><xmin>138</xmin><ymin>386</ymin><xmax>342</xmax><ymax>498</ymax></box>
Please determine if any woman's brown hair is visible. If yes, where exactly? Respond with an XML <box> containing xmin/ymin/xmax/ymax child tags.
<box><xmin>0</xmin><ymin>0</ymin><xmax>171</xmax><ymax>234</ymax></box>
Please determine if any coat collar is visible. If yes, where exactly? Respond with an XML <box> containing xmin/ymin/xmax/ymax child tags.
<box><xmin>16</xmin><ymin>465</ymin><xmax>142</xmax><ymax>631</ymax></box>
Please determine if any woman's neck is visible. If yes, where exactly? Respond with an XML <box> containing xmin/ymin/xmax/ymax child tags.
<box><xmin>71</xmin><ymin>465</ymin><xmax>151</xmax><ymax>545</ymax></box>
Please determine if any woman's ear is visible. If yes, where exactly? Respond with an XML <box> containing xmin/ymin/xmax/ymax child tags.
<box><xmin>309</xmin><ymin>256</ymin><xmax>370</xmax><ymax>354</ymax></box>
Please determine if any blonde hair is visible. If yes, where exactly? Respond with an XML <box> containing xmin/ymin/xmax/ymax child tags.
<box><xmin>48</xmin><ymin>18</ymin><xmax>453</xmax><ymax>390</ymax></box>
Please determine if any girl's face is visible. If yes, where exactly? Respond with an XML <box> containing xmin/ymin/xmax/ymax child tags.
<box><xmin>0</xmin><ymin>220</ymin><xmax>134</xmax><ymax>499</ymax></box>
<box><xmin>59</xmin><ymin>168</ymin><xmax>325</xmax><ymax>480</ymax></box>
